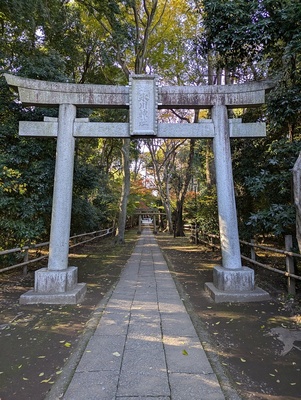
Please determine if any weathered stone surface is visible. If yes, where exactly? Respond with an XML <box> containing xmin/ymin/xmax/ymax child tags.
<box><xmin>130</xmin><ymin>75</ymin><xmax>157</xmax><ymax>136</ymax></box>
<box><xmin>4</xmin><ymin>73</ymin><xmax>129</xmax><ymax>108</ymax></box>
<box><xmin>19</xmin><ymin>283</ymin><xmax>86</xmax><ymax>305</ymax></box>
<box><xmin>47</xmin><ymin>104</ymin><xmax>76</xmax><ymax>272</ymax></box>
<box><xmin>163</xmin><ymin>335</ymin><xmax>214</xmax><ymax>374</ymax></box>
<box><xmin>229</xmin><ymin>119</ymin><xmax>266</xmax><ymax>137</ymax></box>
<box><xmin>75</xmin><ymin>122</ymin><xmax>129</xmax><ymax>137</ymax></box>
<box><xmin>158</xmin><ymin>80</ymin><xmax>275</xmax><ymax>109</ymax></box>
<box><xmin>169</xmin><ymin>372</ymin><xmax>225</xmax><ymax>400</ymax></box>
<box><xmin>63</xmin><ymin>370</ymin><xmax>119</xmax><ymax>400</ymax></box>
<box><xmin>19</xmin><ymin>121</ymin><xmax>58</xmax><ymax>137</ymax></box>
<box><xmin>212</xmin><ymin>266</ymin><xmax>254</xmax><ymax>292</ymax></box>
<box><xmin>205</xmin><ymin>282</ymin><xmax>270</xmax><ymax>303</ymax></box>
<box><xmin>76</xmin><ymin>335</ymin><xmax>126</xmax><ymax>372</ymax></box>
<box><xmin>34</xmin><ymin>267</ymin><xmax>78</xmax><ymax>293</ymax></box>
<box><xmin>19</xmin><ymin>266</ymin><xmax>87</xmax><ymax>304</ymax></box>
<box><xmin>158</xmin><ymin>121</ymin><xmax>214</xmax><ymax>138</ymax></box>
<box><xmin>212</xmin><ymin>105</ymin><xmax>242</xmax><ymax>271</ymax></box>
<box><xmin>5</xmin><ymin>73</ymin><xmax>274</xmax><ymax>109</ymax></box>
<box><xmin>19</xmin><ymin>119</ymin><xmax>266</xmax><ymax>139</ymax></box>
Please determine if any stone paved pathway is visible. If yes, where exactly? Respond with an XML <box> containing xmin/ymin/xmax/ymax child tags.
<box><xmin>62</xmin><ymin>228</ymin><xmax>225</xmax><ymax>399</ymax></box>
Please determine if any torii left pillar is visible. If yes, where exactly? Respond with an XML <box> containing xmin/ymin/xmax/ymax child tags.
<box><xmin>21</xmin><ymin>104</ymin><xmax>87</xmax><ymax>304</ymax></box>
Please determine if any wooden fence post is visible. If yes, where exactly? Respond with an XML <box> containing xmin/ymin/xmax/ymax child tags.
<box><xmin>250</xmin><ymin>239</ymin><xmax>257</xmax><ymax>262</ymax></box>
<box><xmin>23</xmin><ymin>246</ymin><xmax>29</xmax><ymax>275</ymax></box>
<box><xmin>285</xmin><ymin>235</ymin><xmax>296</xmax><ymax>296</ymax></box>
<box><xmin>209</xmin><ymin>235</ymin><xmax>214</xmax><ymax>250</ymax></box>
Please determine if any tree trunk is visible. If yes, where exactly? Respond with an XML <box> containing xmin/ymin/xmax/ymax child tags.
<box><xmin>175</xmin><ymin>199</ymin><xmax>185</xmax><ymax>237</ymax></box>
<box><xmin>174</xmin><ymin>124</ymin><xmax>197</xmax><ymax>236</ymax></box>
<box><xmin>114</xmin><ymin>138</ymin><xmax>131</xmax><ymax>244</ymax></box>
<box><xmin>163</xmin><ymin>199</ymin><xmax>173</xmax><ymax>234</ymax></box>
<box><xmin>205</xmin><ymin>56</ymin><xmax>217</xmax><ymax>188</ymax></box>
<box><xmin>205</xmin><ymin>140</ymin><xmax>215</xmax><ymax>188</ymax></box>
<box><xmin>293</xmin><ymin>152</ymin><xmax>301</xmax><ymax>251</ymax></box>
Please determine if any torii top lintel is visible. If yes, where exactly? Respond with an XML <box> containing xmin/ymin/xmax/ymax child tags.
<box><xmin>4</xmin><ymin>73</ymin><xmax>275</xmax><ymax>109</ymax></box>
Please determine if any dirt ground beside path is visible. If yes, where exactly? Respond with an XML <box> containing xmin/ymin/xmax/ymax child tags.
<box><xmin>0</xmin><ymin>232</ymin><xmax>137</xmax><ymax>400</ymax></box>
<box><xmin>156</xmin><ymin>233</ymin><xmax>301</xmax><ymax>400</ymax></box>
<box><xmin>0</xmin><ymin>229</ymin><xmax>300</xmax><ymax>400</ymax></box>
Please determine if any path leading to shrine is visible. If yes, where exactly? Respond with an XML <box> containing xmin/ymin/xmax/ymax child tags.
<box><xmin>0</xmin><ymin>228</ymin><xmax>300</xmax><ymax>399</ymax></box>
<box><xmin>56</xmin><ymin>228</ymin><xmax>227</xmax><ymax>399</ymax></box>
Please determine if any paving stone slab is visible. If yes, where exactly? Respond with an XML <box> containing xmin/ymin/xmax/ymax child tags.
<box><xmin>110</xmin><ymin>288</ymin><xmax>136</xmax><ymax>296</ymax></box>
<box><xmin>133</xmin><ymin>296</ymin><xmax>158</xmax><ymax>303</ymax></box>
<box><xmin>63</xmin><ymin>370</ymin><xmax>119</xmax><ymax>400</ymax></box>
<box><xmin>114</xmin><ymin>278</ymin><xmax>138</xmax><ymax>286</ymax></box>
<box><xmin>128</xmin><ymin>317</ymin><xmax>160</xmax><ymax>330</ymax></box>
<box><xmin>127</xmin><ymin>320</ymin><xmax>162</xmax><ymax>339</ymax></box>
<box><xmin>169</xmin><ymin>372</ymin><xmax>225</xmax><ymax>400</ymax></box>
<box><xmin>94</xmin><ymin>312</ymin><xmax>130</xmax><ymax>336</ymax></box>
<box><xmin>130</xmin><ymin>308</ymin><xmax>160</xmax><ymax>319</ymax></box>
<box><xmin>117</xmin><ymin>397</ymin><xmax>170</xmax><ymax>400</ymax></box>
<box><xmin>163</xmin><ymin>336</ymin><xmax>214</xmax><ymax>374</ymax></box>
<box><xmin>161</xmin><ymin>323</ymin><xmax>196</xmax><ymax>338</ymax></box>
<box><xmin>104</xmin><ymin>299</ymin><xmax>133</xmax><ymax>311</ymax></box>
<box><xmin>157</xmin><ymin>284</ymin><xmax>179</xmax><ymax>295</ymax></box>
<box><xmin>119</xmin><ymin>341</ymin><xmax>168</xmax><ymax>380</ymax></box>
<box><xmin>156</xmin><ymin>277</ymin><xmax>177</xmax><ymax>285</ymax></box>
<box><xmin>131</xmin><ymin>305</ymin><xmax>159</xmax><ymax>315</ymax></box>
<box><xmin>76</xmin><ymin>335</ymin><xmax>126</xmax><ymax>372</ymax></box>
<box><xmin>158</xmin><ymin>300</ymin><xmax>187</xmax><ymax>314</ymax></box>
<box><xmin>117</xmin><ymin>369</ymin><xmax>170</xmax><ymax>398</ymax></box>
<box><xmin>135</xmin><ymin>284</ymin><xmax>157</xmax><ymax>291</ymax></box>
<box><xmin>124</xmin><ymin>337</ymin><xmax>165</xmax><ymax>351</ymax></box>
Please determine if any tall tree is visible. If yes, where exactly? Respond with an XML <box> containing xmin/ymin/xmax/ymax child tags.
<box><xmin>145</xmin><ymin>138</ymin><xmax>185</xmax><ymax>233</ymax></box>
<box><xmin>171</xmin><ymin>114</ymin><xmax>198</xmax><ymax>237</ymax></box>
<box><xmin>197</xmin><ymin>0</ymin><xmax>301</xmax><ymax>241</ymax></box>
<box><xmin>78</xmin><ymin>0</ymin><xmax>198</xmax><ymax>242</ymax></box>
<box><xmin>0</xmin><ymin>0</ymin><xmax>120</xmax><ymax>248</ymax></box>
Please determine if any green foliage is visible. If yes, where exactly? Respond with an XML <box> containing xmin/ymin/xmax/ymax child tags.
<box><xmin>0</xmin><ymin>1</ymin><xmax>129</xmax><ymax>249</ymax></box>
<box><xmin>0</xmin><ymin>77</ymin><xmax>54</xmax><ymax>248</ymax></box>
<box><xmin>267</xmin><ymin>83</ymin><xmax>301</xmax><ymax>134</ymax></box>
<box><xmin>0</xmin><ymin>138</ymin><xmax>55</xmax><ymax>248</ymax></box>
<box><xmin>71</xmin><ymin>162</ymin><xmax>120</xmax><ymax>233</ymax></box>
<box><xmin>232</xmin><ymin>136</ymin><xmax>301</xmax><ymax>239</ymax></box>
<box><xmin>1</xmin><ymin>0</ymin><xmax>301</xmax><ymax>248</ymax></box>
<box><xmin>245</xmin><ymin>139</ymin><xmax>300</xmax><ymax>198</ymax></box>
<box><xmin>246</xmin><ymin>204</ymin><xmax>295</xmax><ymax>238</ymax></box>
<box><xmin>199</xmin><ymin>0</ymin><xmax>271</xmax><ymax>70</ymax></box>
<box><xmin>197</xmin><ymin>0</ymin><xmax>301</xmax><ymax>239</ymax></box>
<box><xmin>196</xmin><ymin>187</ymin><xmax>219</xmax><ymax>235</ymax></box>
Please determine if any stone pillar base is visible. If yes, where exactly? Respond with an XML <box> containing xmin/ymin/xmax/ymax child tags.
<box><xmin>34</xmin><ymin>266</ymin><xmax>79</xmax><ymax>293</ymax></box>
<box><xmin>213</xmin><ymin>266</ymin><xmax>255</xmax><ymax>291</ymax></box>
<box><xmin>19</xmin><ymin>267</ymin><xmax>87</xmax><ymax>305</ymax></box>
<box><xmin>205</xmin><ymin>265</ymin><xmax>270</xmax><ymax>303</ymax></box>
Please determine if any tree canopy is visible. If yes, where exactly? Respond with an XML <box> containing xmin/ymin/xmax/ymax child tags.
<box><xmin>0</xmin><ymin>0</ymin><xmax>300</xmax><ymax>250</ymax></box>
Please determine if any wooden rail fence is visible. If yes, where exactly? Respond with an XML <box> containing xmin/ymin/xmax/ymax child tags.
<box><xmin>0</xmin><ymin>227</ymin><xmax>114</xmax><ymax>275</ymax></box>
<box><xmin>184</xmin><ymin>224</ymin><xmax>301</xmax><ymax>295</ymax></box>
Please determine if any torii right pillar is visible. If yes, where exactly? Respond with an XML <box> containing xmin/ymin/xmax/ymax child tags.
<box><xmin>205</xmin><ymin>102</ymin><xmax>270</xmax><ymax>302</ymax></box>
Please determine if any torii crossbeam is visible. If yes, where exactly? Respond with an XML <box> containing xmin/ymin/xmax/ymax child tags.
<box><xmin>5</xmin><ymin>74</ymin><xmax>274</xmax><ymax>304</ymax></box>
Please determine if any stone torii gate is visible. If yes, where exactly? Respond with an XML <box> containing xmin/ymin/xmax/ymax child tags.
<box><xmin>5</xmin><ymin>74</ymin><xmax>274</xmax><ymax>304</ymax></box>
<box><xmin>135</xmin><ymin>208</ymin><xmax>165</xmax><ymax>234</ymax></box>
